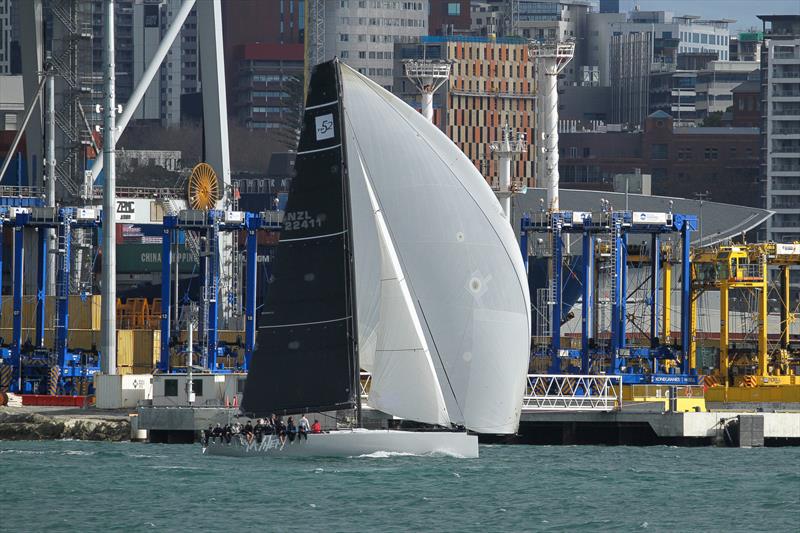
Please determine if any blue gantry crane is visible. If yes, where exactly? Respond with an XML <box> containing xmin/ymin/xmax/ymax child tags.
<box><xmin>0</xmin><ymin>206</ymin><xmax>102</xmax><ymax>395</ymax></box>
<box><xmin>158</xmin><ymin>209</ymin><xmax>281</xmax><ymax>374</ymax></box>
<box><xmin>521</xmin><ymin>208</ymin><xmax>699</xmax><ymax>385</ymax></box>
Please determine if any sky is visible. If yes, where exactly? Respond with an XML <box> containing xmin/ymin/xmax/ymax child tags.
<box><xmin>616</xmin><ymin>0</ymin><xmax>799</xmax><ymax>32</ymax></box>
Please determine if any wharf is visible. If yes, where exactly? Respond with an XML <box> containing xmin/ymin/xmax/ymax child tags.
<box><xmin>134</xmin><ymin>403</ymin><xmax>800</xmax><ymax>447</ymax></box>
<box><xmin>511</xmin><ymin>408</ymin><xmax>800</xmax><ymax>446</ymax></box>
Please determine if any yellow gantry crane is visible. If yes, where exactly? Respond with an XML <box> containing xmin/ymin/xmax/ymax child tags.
<box><xmin>691</xmin><ymin>243</ymin><xmax>799</xmax><ymax>386</ymax></box>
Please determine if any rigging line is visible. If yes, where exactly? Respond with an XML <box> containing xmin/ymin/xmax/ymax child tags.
<box><xmin>258</xmin><ymin>316</ymin><xmax>351</xmax><ymax>329</ymax></box>
<box><xmin>296</xmin><ymin>143</ymin><xmax>343</xmax><ymax>156</ymax></box>
<box><xmin>304</xmin><ymin>99</ymin><xmax>339</xmax><ymax>111</ymax></box>
<box><xmin>279</xmin><ymin>230</ymin><xmax>347</xmax><ymax>243</ymax></box>
<box><xmin>342</xmin><ymin>69</ymin><xmax>530</xmax><ymax>332</ymax></box>
<box><xmin>416</xmin><ymin>301</ymin><xmax>466</xmax><ymax>424</ymax></box>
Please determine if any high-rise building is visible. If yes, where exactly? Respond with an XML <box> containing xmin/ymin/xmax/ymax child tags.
<box><xmin>394</xmin><ymin>36</ymin><xmax>536</xmax><ymax>186</ymax></box>
<box><xmin>730</xmin><ymin>31</ymin><xmax>763</xmax><ymax>62</ymax></box>
<box><xmin>759</xmin><ymin>15</ymin><xmax>800</xmax><ymax>248</ymax></box>
<box><xmin>429</xmin><ymin>0</ymin><xmax>470</xmax><ymax>35</ymax></box>
<box><xmin>230</xmin><ymin>43</ymin><xmax>304</xmax><ymax>132</ymax></box>
<box><xmin>609</xmin><ymin>32</ymin><xmax>652</xmax><ymax>128</ymax></box>
<box><xmin>470</xmin><ymin>1</ymin><xmax>506</xmax><ymax>37</ymax></box>
<box><xmin>221</xmin><ymin>0</ymin><xmax>304</xmax><ymax>118</ymax></box>
<box><xmin>0</xmin><ymin>0</ymin><xmax>12</xmax><ymax>74</ymax></box>
<box><xmin>126</xmin><ymin>0</ymin><xmax>199</xmax><ymax>126</ymax></box>
<box><xmin>89</xmin><ymin>1</ymin><xmax>134</xmax><ymax>107</ymax></box>
<box><xmin>588</xmin><ymin>10</ymin><xmax>732</xmax><ymax>89</ymax></box>
<box><xmin>325</xmin><ymin>0</ymin><xmax>429</xmax><ymax>90</ymax></box>
<box><xmin>88</xmin><ymin>0</ymin><xmax>198</xmax><ymax>127</ymax></box>
<box><xmin>469</xmin><ymin>1</ymin><xmax>592</xmax><ymax>85</ymax></box>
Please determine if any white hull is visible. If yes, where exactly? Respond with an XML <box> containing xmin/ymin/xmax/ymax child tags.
<box><xmin>203</xmin><ymin>429</ymin><xmax>478</xmax><ymax>458</ymax></box>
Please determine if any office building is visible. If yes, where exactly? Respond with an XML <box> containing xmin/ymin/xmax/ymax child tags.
<box><xmin>589</xmin><ymin>10</ymin><xmax>732</xmax><ymax>89</ymax></box>
<box><xmin>695</xmin><ymin>61</ymin><xmax>759</xmax><ymax>118</ymax></box>
<box><xmin>230</xmin><ymin>43</ymin><xmax>304</xmax><ymax>132</ymax></box>
<box><xmin>221</xmin><ymin>0</ymin><xmax>304</xmax><ymax>117</ymax></box>
<box><xmin>325</xmin><ymin>0</ymin><xmax>429</xmax><ymax>90</ymax></box>
<box><xmin>558</xmin><ymin>111</ymin><xmax>761</xmax><ymax>209</ymax></box>
<box><xmin>0</xmin><ymin>0</ymin><xmax>11</xmax><ymax>74</ymax></box>
<box><xmin>730</xmin><ymin>31</ymin><xmax>763</xmax><ymax>62</ymax></box>
<box><xmin>429</xmin><ymin>0</ymin><xmax>470</xmax><ymax>35</ymax></box>
<box><xmin>394</xmin><ymin>36</ymin><xmax>536</xmax><ymax>186</ymax></box>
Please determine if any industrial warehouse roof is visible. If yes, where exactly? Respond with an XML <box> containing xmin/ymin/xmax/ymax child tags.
<box><xmin>513</xmin><ymin>188</ymin><xmax>773</xmax><ymax>247</ymax></box>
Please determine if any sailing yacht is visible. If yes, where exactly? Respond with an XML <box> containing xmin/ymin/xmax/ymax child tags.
<box><xmin>204</xmin><ymin>59</ymin><xmax>530</xmax><ymax>458</ymax></box>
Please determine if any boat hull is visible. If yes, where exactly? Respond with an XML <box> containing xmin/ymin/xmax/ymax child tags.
<box><xmin>203</xmin><ymin>429</ymin><xmax>478</xmax><ymax>458</ymax></box>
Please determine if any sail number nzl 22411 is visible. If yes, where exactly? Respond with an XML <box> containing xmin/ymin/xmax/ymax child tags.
<box><xmin>283</xmin><ymin>210</ymin><xmax>325</xmax><ymax>232</ymax></box>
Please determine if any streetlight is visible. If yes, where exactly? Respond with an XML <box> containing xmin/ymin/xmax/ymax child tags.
<box><xmin>694</xmin><ymin>190</ymin><xmax>710</xmax><ymax>246</ymax></box>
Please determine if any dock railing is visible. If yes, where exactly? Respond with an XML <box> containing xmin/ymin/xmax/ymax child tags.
<box><xmin>523</xmin><ymin>374</ymin><xmax>622</xmax><ymax>411</ymax></box>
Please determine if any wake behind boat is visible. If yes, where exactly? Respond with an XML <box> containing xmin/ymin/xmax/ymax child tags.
<box><xmin>205</xmin><ymin>59</ymin><xmax>530</xmax><ymax>459</ymax></box>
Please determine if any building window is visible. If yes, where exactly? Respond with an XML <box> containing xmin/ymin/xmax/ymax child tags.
<box><xmin>165</xmin><ymin>379</ymin><xmax>178</xmax><ymax>397</ymax></box>
<box><xmin>340</xmin><ymin>33</ymin><xmax>349</xmax><ymax>41</ymax></box>
<box><xmin>704</xmin><ymin>147</ymin><xmax>718</xmax><ymax>160</ymax></box>
<box><xmin>568</xmin><ymin>147</ymin><xmax>577</xmax><ymax>158</ymax></box>
<box><xmin>447</xmin><ymin>3</ymin><xmax>461</xmax><ymax>16</ymax></box>
<box><xmin>582</xmin><ymin>147</ymin><xmax>591</xmax><ymax>158</ymax></box>
<box><xmin>651</xmin><ymin>144</ymin><xmax>668</xmax><ymax>160</ymax></box>
<box><xmin>192</xmin><ymin>379</ymin><xmax>203</xmax><ymax>397</ymax></box>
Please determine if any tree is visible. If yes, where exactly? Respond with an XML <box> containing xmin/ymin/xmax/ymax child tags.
<box><xmin>702</xmin><ymin>111</ymin><xmax>724</xmax><ymax>127</ymax></box>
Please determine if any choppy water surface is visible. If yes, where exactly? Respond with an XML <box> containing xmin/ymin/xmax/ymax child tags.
<box><xmin>1</xmin><ymin>440</ymin><xmax>798</xmax><ymax>532</ymax></box>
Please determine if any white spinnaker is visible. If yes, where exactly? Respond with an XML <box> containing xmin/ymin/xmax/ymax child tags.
<box><xmin>340</xmin><ymin>64</ymin><xmax>531</xmax><ymax>434</ymax></box>
<box><xmin>350</xmin><ymin>146</ymin><xmax>451</xmax><ymax>427</ymax></box>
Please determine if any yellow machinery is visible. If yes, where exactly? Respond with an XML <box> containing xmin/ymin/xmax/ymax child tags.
<box><xmin>691</xmin><ymin>243</ymin><xmax>799</xmax><ymax>387</ymax></box>
<box><xmin>187</xmin><ymin>163</ymin><xmax>220</xmax><ymax>210</ymax></box>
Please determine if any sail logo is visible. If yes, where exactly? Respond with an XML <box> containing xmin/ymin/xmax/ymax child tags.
<box><xmin>315</xmin><ymin>113</ymin><xmax>335</xmax><ymax>141</ymax></box>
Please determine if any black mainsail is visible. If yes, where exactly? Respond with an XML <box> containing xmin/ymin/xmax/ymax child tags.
<box><xmin>242</xmin><ymin>60</ymin><xmax>359</xmax><ymax>417</ymax></box>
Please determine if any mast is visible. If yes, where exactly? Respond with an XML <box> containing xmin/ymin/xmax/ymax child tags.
<box><xmin>335</xmin><ymin>59</ymin><xmax>362</xmax><ymax>427</ymax></box>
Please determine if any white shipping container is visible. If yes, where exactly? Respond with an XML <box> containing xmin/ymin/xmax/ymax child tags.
<box><xmin>95</xmin><ymin>374</ymin><xmax>153</xmax><ymax>409</ymax></box>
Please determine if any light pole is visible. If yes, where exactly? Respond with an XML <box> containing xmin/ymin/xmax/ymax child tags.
<box><xmin>694</xmin><ymin>190</ymin><xmax>710</xmax><ymax>247</ymax></box>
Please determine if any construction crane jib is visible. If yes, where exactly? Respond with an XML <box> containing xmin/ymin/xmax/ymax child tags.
<box><xmin>529</xmin><ymin>40</ymin><xmax>574</xmax><ymax>212</ymax></box>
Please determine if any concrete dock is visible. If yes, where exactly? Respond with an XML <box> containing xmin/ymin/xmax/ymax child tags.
<box><xmin>512</xmin><ymin>409</ymin><xmax>800</xmax><ymax>446</ymax></box>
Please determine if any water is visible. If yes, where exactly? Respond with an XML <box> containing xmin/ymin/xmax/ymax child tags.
<box><xmin>1</xmin><ymin>440</ymin><xmax>798</xmax><ymax>532</ymax></box>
